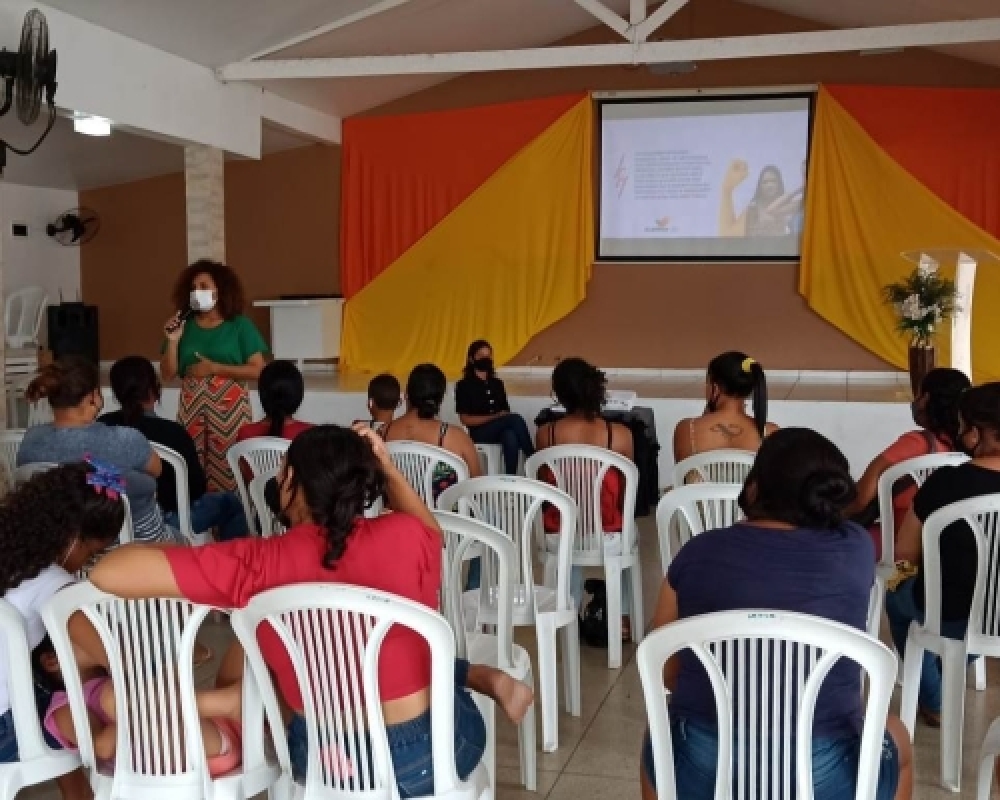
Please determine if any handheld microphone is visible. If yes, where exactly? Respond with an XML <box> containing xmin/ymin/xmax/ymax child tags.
<box><xmin>166</xmin><ymin>306</ymin><xmax>195</xmax><ymax>334</ymax></box>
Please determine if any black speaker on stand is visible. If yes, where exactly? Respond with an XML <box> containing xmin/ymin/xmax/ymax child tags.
<box><xmin>47</xmin><ymin>302</ymin><xmax>99</xmax><ymax>365</ymax></box>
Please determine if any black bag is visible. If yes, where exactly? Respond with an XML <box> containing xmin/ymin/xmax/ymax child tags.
<box><xmin>579</xmin><ymin>578</ymin><xmax>609</xmax><ymax>648</ymax></box>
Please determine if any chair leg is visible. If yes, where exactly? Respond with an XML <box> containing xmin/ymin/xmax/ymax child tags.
<box><xmin>899</xmin><ymin>627</ymin><xmax>924</xmax><ymax>739</ymax></box>
<box><xmin>974</xmin><ymin>656</ymin><xmax>987</xmax><ymax>691</ymax></box>
<box><xmin>976</xmin><ymin>718</ymin><xmax>1000</xmax><ymax>800</ymax></box>
<box><xmin>560</xmin><ymin>621</ymin><xmax>581</xmax><ymax>717</ymax></box>
<box><xmin>605</xmin><ymin>561</ymin><xmax>623</xmax><ymax>670</ymax></box>
<box><xmin>518</xmin><ymin>667</ymin><xmax>538</xmax><ymax>792</ymax></box>
<box><xmin>867</xmin><ymin>583</ymin><xmax>884</xmax><ymax>639</ymax></box>
<box><xmin>535</xmin><ymin>619</ymin><xmax>560</xmax><ymax>753</ymax></box>
<box><xmin>940</xmin><ymin>639</ymin><xmax>967</xmax><ymax>792</ymax></box>
<box><xmin>629</xmin><ymin>562</ymin><xmax>644</xmax><ymax>643</ymax></box>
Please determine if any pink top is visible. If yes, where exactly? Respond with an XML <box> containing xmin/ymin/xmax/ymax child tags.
<box><xmin>44</xmin><ymin>676</ymin><xmax>112</xmax><ymax>750</ymax></box>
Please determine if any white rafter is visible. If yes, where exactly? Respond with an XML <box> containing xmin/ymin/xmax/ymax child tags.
<box><xmin>630</xmin><ymin>0</ymin><xmax>647</xmax><ymax>26</ymax></box>
<box><xmin>572</xmin><ymin>0</ymin><xmax>630</xmax><ymax>39</ymax></box>
<box><xmin>219</xmin><ymin>18</ymin><xmax>1000</xmax><ymax>80</ymax></box>
<box><xmin>634</xmin><ymin>0</ymin><xmax>689</xmax><ymax>42</ymax></box>
<box><xmin>243</xmin><ymin>0</ymin><xmax>417</xmax><ymax>62</ymax></box>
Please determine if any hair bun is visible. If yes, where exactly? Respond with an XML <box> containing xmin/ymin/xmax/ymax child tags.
<box><xmin>798</xmin><ymin>469</ymin><xmax>855</xmax><ymax>528</ymax></box>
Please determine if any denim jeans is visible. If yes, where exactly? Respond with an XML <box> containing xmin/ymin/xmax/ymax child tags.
<box><xmin>468</xmin><ymin>414</ymin><xmax>534</xmax><ymax>474</ymax></box>
<box><xmin>164</xmin><ymin>490</ymin><xmax>249</xmax><ymax>542</ymax></box>
<box><xmin>641</xmin><ymin>717</ymin><xmax>899</xmax><ymax>800</ymax></box>
<box><xmin>287</xmin><ymin>660</ymin><xmax>485</xmax><ymax>797</ymax></box>
<box><xmin>884</xmin><ymin>576</ymin><xmax>969</xmax><ymax>713</ymax></box>
<box><xmin>0</xmin><ymin>683</ymin><xmax>63</xmax><ymax>763</ymax></box>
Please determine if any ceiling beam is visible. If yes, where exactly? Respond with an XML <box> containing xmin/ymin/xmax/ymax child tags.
<box><xmin>572</xmin><ymin>0</ymin><xmax>630</xmax><ymax>39</ymax></box>
<box><xmin>261</xmin><ymin>91</ymin><xmax>341</xmax><ymax>144</ymax></box>
<box><xmin>243</xmin><ymin>0</ymin><xmax>417</xmax><ymax>61</ymax></box>
<box><xmin>220</xmin><ymin>17</ymin><xmax>1000</xmax><ymax>80</ymax></box>
<box><xmin>634</xmin><ymin>0</ymin><xmax>690</xmax><ymax>42</ymax></box>
<box><xmin>630</xmin><ymin>0</ymin><xmax>647</xmax><ymax>26</ymax></box>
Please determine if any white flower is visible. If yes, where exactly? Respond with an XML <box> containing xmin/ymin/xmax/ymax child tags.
<box><xmin>917</xmin><ymin>259</ymin><xmax>939</xmax><ymax>279</ymax></box>
<box><xmin>900</xmin><ymin>294</ymin><xmax>923</xmax><ymax>320</ymax></box>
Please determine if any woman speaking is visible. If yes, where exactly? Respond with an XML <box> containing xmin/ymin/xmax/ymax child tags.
<box><xmin>161</xmin><ymin>260</ymin><xmax>269</xmax><ymax>492</ymax></box>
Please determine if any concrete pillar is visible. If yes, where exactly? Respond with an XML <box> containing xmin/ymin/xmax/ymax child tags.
<box><xmin>184</xmin><ymin>145</ymin><xmax>226</xmax><ymax>263</ymax></box>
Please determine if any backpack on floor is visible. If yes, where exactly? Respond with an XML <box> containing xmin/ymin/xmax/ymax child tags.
<box><xmin>579</xmin><ymin>578</ymin><xmax>609</xmax><ymax>649</ymax></box>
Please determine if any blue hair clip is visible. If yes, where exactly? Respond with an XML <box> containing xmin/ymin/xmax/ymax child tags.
<box><xmin>84</xmin><ymin>455</ymin><xmax>126</xmax><ymax>501</ymax></box>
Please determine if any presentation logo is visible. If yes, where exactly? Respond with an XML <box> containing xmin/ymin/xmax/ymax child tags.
<box><xmin>613</xmin><ymin>154</ymin><xmax>629</xmax><ymax>198</ymax></box>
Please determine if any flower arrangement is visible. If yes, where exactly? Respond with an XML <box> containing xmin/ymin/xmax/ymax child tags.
<box><xmin>883</xmin><ymin>259</ymin><xmax>959</xmax><ymax>346</ymax></box>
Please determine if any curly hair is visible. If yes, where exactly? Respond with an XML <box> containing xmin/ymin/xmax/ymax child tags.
<box><xmin>171</xmin><ymin>259</ymin><xmax>245</xmax><ymax>319</ymax></box>
<box><xmin>0</xmin><ymin>463</ymin><xmax>125</xmax><ymax>593</ymax></box>
<box><xmin>283</xmin><ymin>425</ymin><xmax>386</xmax><ymax>568</ymax></box>
<box><xmin>25</xmin><ymin>356</ymin><xmax>100</xmax><ymax>409</ymax></box>
<box><xmin>552</xmin><ymin>357</ymin><xmax>607</xmax><ymax>419</ymax></box>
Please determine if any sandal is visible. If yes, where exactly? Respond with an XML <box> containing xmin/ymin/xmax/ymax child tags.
<box><xmin>918</xmin><ymin>707</ymin><xmax>941</xmax><ymax>728</ymax></box>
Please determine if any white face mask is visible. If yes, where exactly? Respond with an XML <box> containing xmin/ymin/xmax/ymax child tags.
<box><xmin>190</xmin><ymin>289</ymin><xmax>216</xmax><ymax>312</ymax></box>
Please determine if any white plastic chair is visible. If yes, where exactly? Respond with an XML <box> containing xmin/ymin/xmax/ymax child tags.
<box><xmin>5</xmin><ymin>286</ymin><xmax>47</xmax><ymax>348</ymax></box>
<box><xmin>900</xmin><ymin>493</ymin><xmax>1000</xmax><ymax>792</ymax></box>
<box><xmin>386</xmin><ymin>441</ymin><xmax>471</xmax><ymax>507</ymax></box>
<box><xmin>0</xmin><ymin>599</ymin><xmax>81</xmax><ymax>797</ymax></box>
<box><xmin>637</xmin><ymin>610</ymin><xmax>897</xmax><ymax>800</ymax></box>
<box><xmin>152</xmin><ymin>443</ymin><xmax>210</xmax><ymax>545</ymax></box>
<box><xmin>525</xmin><ymin>444</ymin><xmax>642</xmax><ymax>670</ymax></box>
<box><xmin>229</xmin><ymin>582</ymin><xmax>490</xmax><ymax>800</ymax></box>
<box><xmin>435</xmin><ymin>510</ymin><xmax>536</xmax><ymax>791</ymax></box>
<box><xmin>474</xmin><ymin>443</ymin><xmax>524</xmax><ymax>477</ymax></box>
<box><xmin>42</xmin><ymin>581</ymin><xmax>280</xmax><ymax>800</ymax></box>
<box><xmin>26</xmin><ymin>397</ymin><xmax>53</xmax><ymax>427</ymax></box>
<box><xmin>870</xmin><ymin>452</ymin><xmax>971</xmax><ymax>639</ymax></box>
<box><xmin>655</xmin><ymin>483</ymin><xmax>744</xmax><ymax>575</ymax></box>
<box><xmin>226</xmin><ymin>437</ymin><xmax>289</xmax><ymax>535</ymax></box>
<box><xmin>248</xmin><ymin>471</ymin><xmax>285</xmax><ymax>537</ymax></box>
<box><xmin>0</xmin><ymin>428</ymin><xmax>24</xmax><ymax>494</ymax></box>
<box><xmin>438</xmin><ymin>476</ymin><xmax>580</xmax><ymax>753</ymax></box>
<box><xmin>672</xmin><ymin>449</ymin><xmax>756</xmax><ymax>488</ymax></box>
<box><xmin>978</xmin><ymin>717</ymin><xmax>1000</xmax><ymax>800</ymax></box>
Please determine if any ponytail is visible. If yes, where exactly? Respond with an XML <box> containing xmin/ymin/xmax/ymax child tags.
<box><xmin>109</xmin><ymin>357</ymin><xmax>160</xmax><ymax>428</ymax></box>
<box><xmin>749</xmin><ymin>362</ymin><xmax>768</xmax><ymax>438</ymax></box>
<box><xmin>268</xmin><ymin>409</ymin><xmax>286</xmax><ymax>438</ymax></box>
<box><xmin>26</xmin><ymin>357</ymin><xmax>99</xmax><ymax>410</ymax></box>
<box><xmin>258</xmin><ymin>361</ymin><xmax>305</xmax><ymax>438</ymax></box>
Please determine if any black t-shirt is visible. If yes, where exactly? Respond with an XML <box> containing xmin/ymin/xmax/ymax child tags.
<box><xmin>912</xmin><ymin>462</ymin><xmax>1000</xmax><ymax>620</ymax></box>
<box><xmin>99</xmin><ymin>410</ymin><xmax>207</xmax><ymax>513</ymax></box>
<box><xmin>455</xmin><ymin>375</ymin><xmax>510</xmax><ymax>419</ymax></box>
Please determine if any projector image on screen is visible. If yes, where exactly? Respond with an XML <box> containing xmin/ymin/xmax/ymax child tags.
<box><xmin>598</xmin><ymin>93</ymin><xmax>813</xmax><ymax>261</ymax></box>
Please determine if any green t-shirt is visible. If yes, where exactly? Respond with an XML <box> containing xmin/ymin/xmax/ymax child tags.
<box><xmin>173</xmin><ymin>315</ymin><xmax>269</xmax><ymax>377</ymax></box>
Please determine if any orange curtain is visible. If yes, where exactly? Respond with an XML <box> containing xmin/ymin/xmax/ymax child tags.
<box><xmin>340</xmin><ymin>93</ymin><xmax>586</xmax><ymax>298</ymax></box>
<box><xmin>827</xmin><ymin>85</ymin><xmax>1000</xmax><ymax>239</ymax></box>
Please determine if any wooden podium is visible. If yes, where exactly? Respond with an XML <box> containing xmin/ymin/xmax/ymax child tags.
<box><xmin>253</xmin><ymin>297</ymin><xmax>344</xmax><ymax>367</ymax></box>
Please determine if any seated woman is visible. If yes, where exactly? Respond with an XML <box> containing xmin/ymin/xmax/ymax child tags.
<box><xmin>360</xmin><ymin>373</ymin><xmax>401</xmax><ymax>432</ymax></box>
<box><xmin>101</xmin><ymin>356</ymin><xmax>249</xmax><ymax>541</ymax></box>
<box><xmin>86</xmin><ymin>425</ymin><xmax>533</xmax><ymax>796</ymax></box>
<box><xmin>0</xmin><ymin>462</ymin><xmax>125</xmax><ymax>799</ymax></box>
<box><xmin>672</xmin><ymin>351</ymin><xmax>777</xmax><ymax>472</ymax></box>
<box><xmin>238</xmin><ymin>360</ymin><xmax>312</xmax><ymax>442</ymax></box>
<box><xmin>642</xmin><ymin>428</ymin><xmax>912</xmax><ymax>800</ymax></box>
<box><xmin>383</xmin><ymin>363</ymin><xmax>483</xmax><ymax>497</ymax></box>
<box><xmin>455</xmin><ymin>340</ymin><xmax>534</xmax><ymax>474</ymax></box>
<box><xmin>18</xmin><ymin>358</ymin><xmax>184</xmax><ymax>544</ymax></box>
<box><xmin>886</xmin><ymin>382</ymin><xmax>1000</xmax><ymax>728</ymax></box>
<box><xmin>534</xmin><ymin>358</ymin><xmax>634</xmax><ymax>612</ymax></box>
<box><xmin>847</xmin><ymin>368</ymin><xmax>970</xmax><ymax>560</ymax></box>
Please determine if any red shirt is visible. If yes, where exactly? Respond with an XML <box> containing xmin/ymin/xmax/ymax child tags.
<box><xmin>237</xmin><ymin>419</ymin><xmax>313</xmax><ymax>442</ymax></box>
<box><xmin>164</xmin><ymin>515</ymin><xmax>441</xmax><ymax>711</ymax></box>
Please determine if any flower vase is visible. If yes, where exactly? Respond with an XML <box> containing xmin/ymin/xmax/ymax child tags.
<box><xmin>908</xmin><ymin>338</ymin><xmax>936</xmax><ymax>397</ymax></box>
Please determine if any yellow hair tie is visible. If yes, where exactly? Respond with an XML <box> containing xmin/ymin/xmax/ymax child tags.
<box><xmin>742</xmin><ymin>357</ymin><xmax>756</xmax><ymax>373</ymax></box>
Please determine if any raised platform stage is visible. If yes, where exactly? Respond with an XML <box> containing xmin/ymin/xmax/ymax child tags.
<box><xmin>132</xmin><ymin>367</ymin><xmax>915</xmax><ymax>491</ymax></box>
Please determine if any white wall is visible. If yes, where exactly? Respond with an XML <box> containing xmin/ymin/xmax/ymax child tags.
<box><xmin>1</xmin><ymin>183</ymin><xmax>82</xmax><ymax>343</ymax></box>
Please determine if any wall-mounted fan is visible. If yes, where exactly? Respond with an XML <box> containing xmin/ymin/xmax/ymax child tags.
<box><xmin>47</xmin><ymin>208</ymin><xmax>100</xmax><ymax>246</ymax></box>
<box><xmin>0</xmin><ymin>9</ymin><xmax>58</xmax><ymax>173</ymax></box>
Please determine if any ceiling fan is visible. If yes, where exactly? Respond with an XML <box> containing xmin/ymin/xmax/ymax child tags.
<box><xmin>0</xmin><ymin>9</ymin><xmax>58</xmax><ymax>174</ymax></box>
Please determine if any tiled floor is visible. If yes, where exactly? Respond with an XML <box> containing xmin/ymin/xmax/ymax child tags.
<box><xmin>23</xmin><ymin>514</ymin><xmax>986</xmax><ymax>800</ymax></box>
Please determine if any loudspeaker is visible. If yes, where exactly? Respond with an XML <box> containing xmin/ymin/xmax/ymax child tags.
<box><xmin>47</xmin><ymin>302</ymin><xmax>99</xmax><ymax>365</ymax></box>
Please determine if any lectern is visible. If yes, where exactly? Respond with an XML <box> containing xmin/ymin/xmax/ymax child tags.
<box><xmin>253</xmin><ymin>297</ymin><xmax>344</xmax><ymax>367</ymax></box>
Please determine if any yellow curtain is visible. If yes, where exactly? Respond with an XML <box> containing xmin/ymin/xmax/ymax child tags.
<box><xmin>801</xmin><ymin>87</ymin><xmax>1000</xmax><ymax>382</ymax></box>
<box><xmin>341</xmin><ymin>97</ymin><xmax>593</xmax><ymax>378</ymax></box>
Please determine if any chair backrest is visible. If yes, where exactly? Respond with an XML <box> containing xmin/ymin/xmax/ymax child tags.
<box><xmin>474</xmin><ymin>443</ymin><xmax>504</xmax><ymax>477</ymax></box>
<box><xmin>437</xmin><ymin>476</ymin><xmax>577</xmax><ymax>615</ymax></box>
<box><xmin>151</xmin><ymin>443</ymin><xmax>194</xmax><ymax>542</ymax></box>
<box><xmin>248</xmin><ymin>470</ymin><xmax>285</xmax><ymax>537</ymax></box>
<box><xmin>41</xmin><ymin>582</ymin><xmax>213</xmax><ymax>794</ymax></box>
<box><xmin>524</xmin><ymin>444</ymin><xmax>639</xmax><ymax>556</ymax></box>
<box><xmin>5</xmin><ymin>287</ymin><xmax>47</xmax><ymax>347</ymax></box>
<box><xmin>226</xmin><ymin>437</ymin><xmax>290</xmax><ymax>534</ymax></box>
<box><xmin>637</xmin><ymin>610</ymin><xmax>896</xmax><ymax>800</ymax></box>
<box><xmin>0</xmin><ymin>429</ymin><xmax>24</xmax><ymax>495</ymax></box>
<box><xmin>655</xmin><ymin>483</ymin><xmax>744</xmax><ymax>574</ymax></box>
<box><xmin>0</xmin><ymin>598</ymin><xmax>80</xmax><ymax>784</ymax></box>
<box><xmin>13</xmin><ymin>461</ymin><xmax>57</xmax><ymax>486</ymax></box>
<box><xmin>434</xmin><ymin>510</ymin><xmax>515</xmax><ymax>669</ymax></box>
<box><xmin>672</xmin><ymin>449</ymin><xmax>756</xmax><ymax>488</ymax></box>
<box><xmin>230</xmin><ymin>583</ymin><xmax>465</xmax><ymax>798</ymax></box>
<box><xmin>920</xmin><ymin>493</ymin><xmax>1000</xmax><ymax>656</ymax></box>
<box><xmin>876</xmin><ymin>452</ymin><xmax>969</xmax><ymax>567</ymax></box>
<box><xmin>386</xmin><ymin>440</ymin><xmax>470</xmax><ymax>507</ymax></box>
<box><xmin>26</xmin><ymin>399</ymin><xmax>53</xmax><ymax>428</ymax></box>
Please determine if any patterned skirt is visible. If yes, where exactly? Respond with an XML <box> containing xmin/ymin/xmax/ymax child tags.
<box><xmin>177</xmin><ymin>377</ymin><xmax>251</xmax><ymax>493</ymax></box>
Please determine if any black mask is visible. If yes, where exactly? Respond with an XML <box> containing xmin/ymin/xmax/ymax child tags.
<box><xmin>473</xmin><ymin>357</ymin><xmax>493</xmax><ymax>373</ymax></box>
<box><xmin>264</xmin><ymin>476</ymin><xmax>292</xmax><ymax>529</ymax></box>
